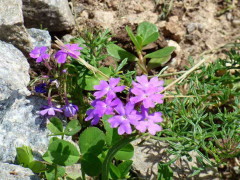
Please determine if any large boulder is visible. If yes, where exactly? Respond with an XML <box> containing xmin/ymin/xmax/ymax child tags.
<box><xmin>0</xmin><ymin>0</ymin><xmax>32</xmax><ymax>54</ymax></box>
<box><xmin>27</xmin><ymin>28</ymin><xmax>51</xmax><ymax>48</ymax></box>
<box><xmin>22</xmin><ymin>0</ymin><xmax>75</xmax><ymax>32</ymax></box>
<box><xmin>0</xmin><ymin>162</ymin><xmax>40</xmax><ymax>180</ymax></box>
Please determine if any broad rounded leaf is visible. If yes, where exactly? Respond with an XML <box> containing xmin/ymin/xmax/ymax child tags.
<box><xmin>47</xmin><ymin>117</ymin><xmax>63</xmax><ymax>135</ymax></box>
<box><xmin>147</xmin><ymin>55</ymin><xmax>171</xmax><ymax>69</ymax></box>
<box><xmin>81</xmin><ymin>153</ymin><xmax>102</xmax><ymax>176</ymax></box>
<box><xmin>107</xmin><ymin>44</ymin><xmax>137</xmax><ymax>62</ymax></box>
<box><xmin>79</xmin><ymin>127</ymin><xmax>106</xmax><ymax>155</ymax></box>
<box><xmin>64</xmin><ymin>120</ymin><xmax>81</xmax><ymax>136</ymax></box>
<box><xmin>29</xmin><ymin>161</ymin><xmax>46</xmax><ymax>173</ymax></box>
<box><xmin>16</xmin><ymin>146</ymin><xmax>33</xmax><ymax>167</ymax></box>
<box><xmin>47</xmin><ymin>138</ymin><xmax>80</xmax><ymax>166</ymax></box>
<box><xmin>114</xmin><ymin>143</ymin><xmax>134</xmax><ymax>160</ymax></box>
<box><xmin>126</xmin><ymin>26</ymin><xmax>142</xmax><ymax>51</ymax></box>
<box><xmin>145</xmin><ymin>46</ymin><xmax>176</xmax><ymax>59</ymax></box>
<box><xmin>137</xmin><ymin>22</ymin><xmax>159</xmax><ymax>46</ymax></box>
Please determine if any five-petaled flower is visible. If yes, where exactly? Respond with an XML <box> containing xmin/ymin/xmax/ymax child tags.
<box><xmin>30</xmin><ymin>46</ymin><xmax>50</xmax><ymax>63</ymax></box>
<box><xmin>55</xmin><ymin>44</ymin><xmax>83</xmax><ymax>63</ymax></box>
<box><xmin>62</xmin><ymin>103</ymin><xmax>79</xmax><ymax>117</ymax></box>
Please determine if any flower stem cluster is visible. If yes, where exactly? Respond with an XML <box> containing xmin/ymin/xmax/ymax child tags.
<box><xmin>86</xmin><ymin>75</ymin><xmax>164</xmax><ymax>135</ymax></box>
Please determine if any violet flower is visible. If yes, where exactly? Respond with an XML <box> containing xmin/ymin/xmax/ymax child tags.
<box><xmin>55</xmin><ymin>44</ymin><xmax>83</xmax><ymax>64</ymax></box>
<box><xmin>94</xmin><ymin>78</ymin><xmax>125</xmax><ymax>99</ymax></box>
<box><xmin>85</xmin><ymin>100</ymin><xmax>102</xmax><ymax>125</ymax></box>
<box><xmin>130</xmin><ymin>75</ymin><xmax>164</xmax><ymax>108</ymax></box>
<box><xmin>40</xmin><ymin>98</ymin><xmax>62</xmax><ymax>116</ymax></box>
<box><xmin>135</xmin><ymin>107</ymin><xmax>163</xmax><ymax>135</ymax></box>
<box><xmin>62</xmin><ymin>103</ymin><xmax>79</xmax><ymax>117</ymax></box>
<box><xmin>108</xmin><ymin>102</ymin><xmax>142</xmax><ymax>135</ymax></box>
<box><xmin>35</xmin><ymin>83</ymin><xmax>47</xmax><ymax>93</ymax></box>
<box><xmin>30</xmin><ymin>46</ymin><xmax>50</xmax><ymax>63</ymax></box>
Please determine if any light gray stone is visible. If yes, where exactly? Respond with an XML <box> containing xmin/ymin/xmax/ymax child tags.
<box><xmin>0</xmin><ymin>41</ymin><xmax>30</xmax><ymax>98</ymax></box>
<box><xmin>0</xmin><ymin>162</ymin><xmax>40</xmax><ymax>180</ymax></box>
<box><xmin>0</xmin><ymin>0</ymin><xmax>32</xmax><ymax>54</ymax></box>
<box><xmin>28</xmin><ymin>28</ymin><xmax>51</xmax><ymax>48</ymax></box>
<box><xmin>22</xmin><ymin>0</ymin><xmax>75</xmax><ymax>32</ymax></box>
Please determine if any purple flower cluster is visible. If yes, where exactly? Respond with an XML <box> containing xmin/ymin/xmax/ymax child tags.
<box><xmin>85</xmin><ymin>75</ymin><xmax>164</xmax><ymax>135</ymax></box>
<box><xmin>29</xmin><ymin>44</ymin><xmax>83</xmax><ymax>64</ymax></box>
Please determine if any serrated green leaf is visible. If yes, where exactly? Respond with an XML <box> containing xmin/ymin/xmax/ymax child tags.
<box><xmin>126</xmin><ymin>26</ymin><xmax>142</xmax><ymax>51</ymax></box>
<box><xmin>45</xmin><ymin>165</ymin><xmax>65</xmax><ymax>180</ymax></box>
<box><xmin>81</xmin><ymin>153</ymin><xmax>102</xmax><ymax>176</ymax></box>
<box><xmin>137</xmin><ymin>22</ymin><xmax>159</xmax><ymax>46</ymax></box>
<box><xmin>107</xmin><ymin>44</ymin><xmax>137</xmax><ymax>62</ymax></box>
<box><xmin>118</xmin><ymin>160</ymin><xmax>133</xmax><ymax>178</ymax></box>
<box><xmin>147</xmin><ymin>55</ymin><xmax>171</xmax><ymax>69</ymax></box>
<box><xmin>145</xmin><ymin>46</ymin><xmax>176</xmax><ymax>59</ymax></box>
<box><xmin>29</xmin><ymin>161</ymin><xmax>47</xmax><ymax>173</ymax></box>
<box><xmin>79</xmin><ymin>127</ymin><xmax>106</xmax><ymax>155</ymax></box>
<box><xmin>47</xmin><ymin>117</ymin><xmax>63</xmax><ymax>135</ymax></box>
<box><xmin>64</xmin><ymin>120</ymin><xmax>81</xmax><ymax>136</ymax></box>
<box><xmin>16</xmin><ymin>146</ymin><xmax>33</xmax><ymax>167</ymax></box>
<box><xmin>46</xmin><ymin>138</ymin><xmax>80</xmax><ymax>166</ymax></box>
<box><xmin>114</xmin><ymin>143</ymin><xmax>134</xmax><ymax>160</ymax></box>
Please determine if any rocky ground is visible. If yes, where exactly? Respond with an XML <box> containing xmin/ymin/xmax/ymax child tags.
<box><xmin>0</xmin><ymin>0</ymin><xmax>239</xmax><ymax>179</ymax></box>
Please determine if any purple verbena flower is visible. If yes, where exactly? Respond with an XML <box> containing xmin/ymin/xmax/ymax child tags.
<box><xmin>135</xmin><ymin>107</ymin><xmax>163</xmax><ymax>135</ymax></box>
<box><xmin>130</xmin><ymin>75</ymin><xmax>164</xmax><ymax>108</ymax></box>
<box><xmin>62</xmin><ymin>103</ymin><xmax>79</xmax><ymax>117</ymax></box>
<box><xmin>85</xmin><ymin>100</ymin><xmax>102</xmax><ymax>125</ymax></box>
<box><xmin>30</xmin><ymin>46</ymin><xmax>50</xmax><ymax>63</ymax></box>
<box><xmin>55</xmin><ymin>44</ymin><xmax>83</xmax><ymax>64</ymax></box>
<box><xmin>94</xmin><ymin>78</ymin><xmax>125</xmax><ymax>99</ymax></box>
<box><xmin>35</xmin><ymin>83</ymin><xmax>47</xmax><ymax>93</ymax></box>
<box><xmin>108</xmin><ymin>102</ymin><xmax>142</xmax><ymax>135</ymax></box>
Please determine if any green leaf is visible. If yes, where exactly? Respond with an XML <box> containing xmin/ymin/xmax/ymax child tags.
<box><xmin>79</xmin><ymin>127</ymin><xmax>105</xmax><ymax>155</ymax></box>
<box><xmin>29</xmin><ymin>161</ymin><xmax>47</xmax><ymax>173</ymax></box>
<box><xmin>126</xmin><ymin>26</ymin><xmax>142</xmax><ymax>51</ymax></box>
<box><xmin>114</xmin><ymin>143</ymin><xmax>134</xmax><ymax>160</ymax></box>
<box><xmin>64</xmin><ymin>120</ymin><xmax>81</xmax><ymax>136</ymax></box>
<box><xmin>137</xmin><ymin>22</ymin><xmax>159</xmax><ymax>46</ymax></box>
<box><xmin>118</xmin><ymin>160</ymin><xmax>133</xmax><ymax>178</ymax></box>
<box><xmin>102</xmin><ymin>115</ymin><xmax>121</xmax><ymax>146</ymax></box>
<box><xmin>16</xmin><ymin>146</ymin><xmax>33</xmax><ymax>167</ymax></box>
<box><xmin>81</xmin><ymin>153</ymin><xmax>102</xmax><ymax>176</ymax></box>
<box><xmin>109</xmin><ymin>163</ymin><xmax>121</xmax><ymax>179</ymax></box>
<box><xmin>116</xmin><ymin>58</ymin><xmax>128</xmax><ymax>72</ymax></box>
<box><xmin>47</xmin><ymin>138</ymin><xmax>80</xmax><ymax>166</ymax></box>
<box><xmin>144</xmin><ymin>46</ymin><xmax>176</xmax><ymax>59</ymax></box>
<box><xmin>157</xmin><ymin>164</ymin><xmax>173</xmax><ymax>180</ymax></box>
<box><xmin>84</xmin><ymin>67</ymin><xmax>112</xmax><ymax>91</ymax></box>
<box><xmin>42</xmin><ymin>151</ymin><xmax>53</xmax><ymax>164</ymax></box>
<box><xmin>45</xmin><ymin>165</ymin><xmax>65</xmax><ymax>180</ymax></box>
<box><xmin>147</xmin><ymin>55</ymin><xmax>171</xmax><ymax>69</ymax></box>
<box><xmin>47</xmin><ymin>117</ymin><xmax>63</xmax><ymax>135</ymax></box>
<box><xmin>107</xmin><ymin>44</ymin><xmax>137</xmax><ymax>62</ymax></box>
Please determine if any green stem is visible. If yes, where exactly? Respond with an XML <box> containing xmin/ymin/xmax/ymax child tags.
<box><xmin>101</xmin><ymin>135</ymin><xmax>137</xmax><ymax>180</ymax></box>
<box><xmin>54</xmin><ymin>164</ymin><xmax>58</xmax><ymax>180</ymax></box>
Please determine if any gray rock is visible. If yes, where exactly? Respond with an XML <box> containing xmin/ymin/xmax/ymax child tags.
<box><xmin>0</xmin><ymin>41</ymin><xmax>30</xmax><ymax>98</ymax></box>
<box><xmin>22</xmin><ymin>0</ymin><xmax>75</xmax><ymax>32</ymax></box>
<box><xmin>0</xmin><ymin>0</ymin><xmax>32</xmax><ymax>54</ymax></box>
<box><xmin>28</xmin><ymin>28</ymin><xmax>51</xmax><ymax>48</ymax></box>
<box><xmin>0</xmin><ymin>162</ymin><xmax>40</xmax><ymax>180</ymax></box>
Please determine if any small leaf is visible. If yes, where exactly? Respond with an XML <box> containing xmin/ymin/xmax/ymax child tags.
<box><xmin>114</xmin><ymin>143</ymin><xmax>134</xmax><ymax>160</ymax></box>
<box><xmin>145</xmin><ymin>46</ymin><xmax>176</xmax><ymax>59</ymax></box>
<box><xmin>81</xmin><ymin>153</ymin><xmax>102</xmax><ymax>176</ymax></box>
<box><xmin>29</xmin><ymin>161</ymin><xmax>47</xmax><ymax>173</ymax></box>
<box><xmin>79</xmin><ymin>127</ymin><xmax>106</xmax><ymax>155</ymax></box>
<box><xmin>118</xmin><ymin>160</ymin><xmax>133</xmax><ymax>178</ymax></box>
<box><xmin>42</xmin><ymin>151</ymin><xmax>53</xmax><ymax>164</ymax></box>
<box><xmin>107</xmin><ymin>44</ymin><xmax>137</xmax><ymax>62</ymax></box>
<box><xmin>147</xmin><ymin>55</ymin><xmax>171</xmax><ymax>69</ymax></box>
<box><xmin>16</xmin><ymin>146</ymin><xmax>33</xmax><ymax>167</ymax></box>
<box><xmin>45</xmin><ymin>165</ymin><xmax>65</xmax><ymax>180</ymax></box>
<box><xmin>137</xmin><ymin>22</ymin><xmax>159</xmax><ymax>46</ymax></box>
<box><xmin>47</xmin><ymin>117</ymin><xmax>63</xmax><ymax>135</ymax></box>
<box><xmin>47</xmin><ymin>138</ymin><xmax>80</xmax><ymax>166</ymax></box>
<box><xmin>116</xmin><ymin>58</ymin><xmax>128</xmax><ymax>72</ymax></box>
<box><xmin>126</xmin><ymin>26</ymin><xmax>142</xmax><ymax>51</ymax></box>
<box><xmin>110</xmin><ymin>163</ymin><xmax>121</xmax><ymax>179</ymax></box>
<box><xmin>64</xmin><ymin>120</ymin><xmax>81</xmax><ymax>136</ymax></box>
